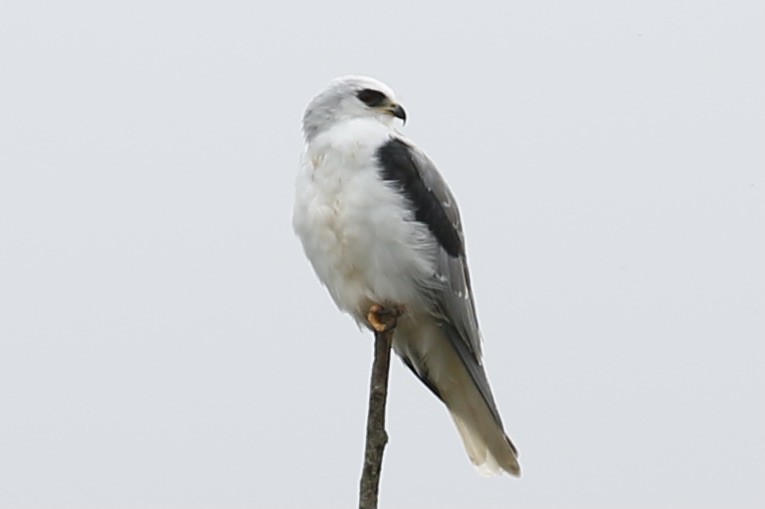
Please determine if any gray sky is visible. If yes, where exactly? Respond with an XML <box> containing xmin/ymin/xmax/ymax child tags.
<box><xmin>1</xmin><ymin>1</ymin><xmax>763</xmax><ymax>508</ymax></box>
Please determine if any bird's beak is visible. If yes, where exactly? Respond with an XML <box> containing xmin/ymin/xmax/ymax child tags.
<box><xmin>389</xmin><ymin>103</ymin><xmax>407</xmax><ymax>125</ymax></box>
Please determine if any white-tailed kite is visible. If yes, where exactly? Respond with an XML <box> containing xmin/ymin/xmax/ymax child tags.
<box><xmin>292</xmin><ymin>76</ymin><xmax>520</xmax><ymax>476</ymax></box>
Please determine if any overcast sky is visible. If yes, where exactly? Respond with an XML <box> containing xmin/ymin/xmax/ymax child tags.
<box><xmin>1</xmin><ymin>1</ymin><xmax>763</xmax><ymax>508</ymax></box>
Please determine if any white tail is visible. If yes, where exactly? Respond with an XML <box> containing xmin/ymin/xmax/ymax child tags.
<box><xmin>447</xmin><ymin>389</ymin><xmax>520</xmax><ymax>476</ymax></box>
<box><xmin>393</xmin><ymin>317</ymin><xmax>520</xmax><ymax>476</ymax></box>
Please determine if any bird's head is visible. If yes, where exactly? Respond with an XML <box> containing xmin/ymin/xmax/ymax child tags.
<box><xmin>302</xmin><ymin>75</ymin><xmax>406</xmax><ymax>142</ymax></box>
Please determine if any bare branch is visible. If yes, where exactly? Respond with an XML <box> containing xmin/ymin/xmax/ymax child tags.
<box><xmin>358</xmin><ymin>322</ymin><xmax>396</xmax><ymax>509</ymax></box>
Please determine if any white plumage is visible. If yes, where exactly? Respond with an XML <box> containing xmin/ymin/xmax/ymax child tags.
<box><xmin>294</xmin><ymin>118</ymin><xmax>437</xmax><ymax>320</ymax></box>
<box><xmin>293</xmin><ymin>75</ymin><xmax>520</xmax><ymax>476</ymax></box>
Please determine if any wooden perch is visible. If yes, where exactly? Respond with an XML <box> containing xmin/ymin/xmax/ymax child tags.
<box><xmin>358</xmin><ymin>306</ymin><xmax>399</xmax><ymax>509</ymax></box>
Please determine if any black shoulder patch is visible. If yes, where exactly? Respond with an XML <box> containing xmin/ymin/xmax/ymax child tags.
<box><xmin>376</xmin><ymin>138</ymin><xmax>463</xmax><ymax>257</ymax></box>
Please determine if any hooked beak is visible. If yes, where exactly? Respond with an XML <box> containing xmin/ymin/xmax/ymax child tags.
<box><xmin>389</xmin><ymin>103</ymin><xmax>407</xmax><ymax>125</ymax></box>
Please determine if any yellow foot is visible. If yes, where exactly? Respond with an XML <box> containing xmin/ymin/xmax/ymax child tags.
<box><xmin>366</xmin><ymin>304</ymin><xmax>403</xmax><ymax>333</ymax></box>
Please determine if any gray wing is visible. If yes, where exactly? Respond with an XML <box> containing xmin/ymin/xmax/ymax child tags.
<box><xmin>406</xmin><ymin>145</ymin><xmax>483</xmax><ymax>358</ymax></box>
<box><xmin>376</xmin><ymin>136</ymin><xmax>507</xmax><ymax>427</ymax></box>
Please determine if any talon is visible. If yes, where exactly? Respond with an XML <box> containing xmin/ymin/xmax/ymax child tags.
<box><xmin>366</xmin><ymin>304</ymin><xmax>403</xmax><ymax>333</ymax></box>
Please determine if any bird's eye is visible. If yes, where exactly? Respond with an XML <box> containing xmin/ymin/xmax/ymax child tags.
<box><xmin>356</xmin><ymin>89</ymin><xmax>388</xmax><ymax>107</ymax></box>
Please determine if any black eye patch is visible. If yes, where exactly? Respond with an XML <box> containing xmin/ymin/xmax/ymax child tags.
<box><xmin>356</xmin><ymin>88</ymin><xmax>388</xmax><ymax>107</ymax></box>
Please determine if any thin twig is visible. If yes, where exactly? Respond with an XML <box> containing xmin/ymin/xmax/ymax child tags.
<box><xmin>358</xmin><ymin>324</ymin><xmax>396</xmax><ymax>509</ymax></box>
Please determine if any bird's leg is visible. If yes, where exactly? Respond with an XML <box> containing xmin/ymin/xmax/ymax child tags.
<box><xmin>366</xmin><ymin>304</ymin><xmax>403</xmax><ymax>333</ymax></box>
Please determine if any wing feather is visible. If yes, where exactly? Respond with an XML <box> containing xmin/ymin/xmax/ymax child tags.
<box><xmin>376</xmin><ymin>135</ymin><xmax>499</xmax><ymax>418</ymax></box>
<box><xmin>394</xmin><ymin>137</ymin><xmax>483</xmax><ymax>359</ymax></box>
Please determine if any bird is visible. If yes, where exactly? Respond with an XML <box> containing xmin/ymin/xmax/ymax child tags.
<box><xmin>292</xmin><ymin>75</ymin><xmax>520</xmax><ymax>476</ymax></box>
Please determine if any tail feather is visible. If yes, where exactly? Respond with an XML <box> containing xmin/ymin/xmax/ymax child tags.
<box><xmin>393</xmin><ymin>317</ymin><xmax>520</xmax><ymax>476</ymax></box>
<box><xmin>447</xmin><ymin>385</ymin><xmax>520</xmax><ymax>476</ymax></box>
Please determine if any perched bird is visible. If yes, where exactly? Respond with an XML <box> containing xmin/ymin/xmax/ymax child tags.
<box><xmin>292</xmin><ymin>75</ymin><xmax>520</xmax><ymax>476</ymax></box>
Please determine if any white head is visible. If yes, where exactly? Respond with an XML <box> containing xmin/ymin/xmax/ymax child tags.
<box><xmin>302</xmin><ymin>75</ymin><xmax>406</xmax><ymax>142</ymax></box>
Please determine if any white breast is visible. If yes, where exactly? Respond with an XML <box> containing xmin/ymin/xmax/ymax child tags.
<box><xmin>293</xmin><ymin>119</ymin><xmax>437</xmax><ymax>323</ymax></box>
